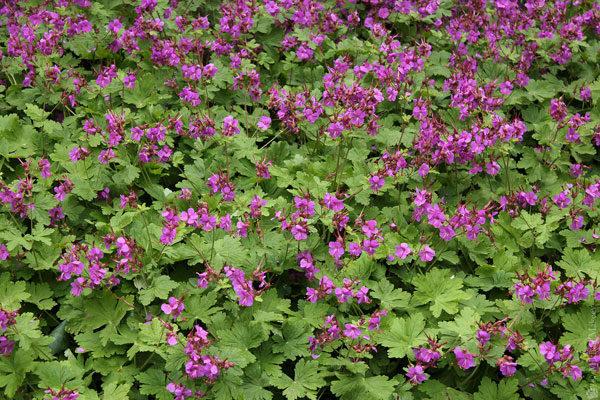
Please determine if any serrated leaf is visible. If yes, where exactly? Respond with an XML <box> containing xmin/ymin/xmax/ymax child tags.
<box><xmin>378</xmin><ymin>313</ymin><xmax>427</xmax><ymax>358</ymax></box>
<box><xmin>412</xmin><ymin>269</ymin><xmax>472</xmax><ymax>317</ymax></box>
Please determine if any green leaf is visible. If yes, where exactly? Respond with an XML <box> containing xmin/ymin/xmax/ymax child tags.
<box><xmin>378</xmin><ymin>313</ymin><xmax>427</xmax><ymax>358</ymax></box>
<box><xmin>102</xmin><ymin>382</ymin><xmax>132</xmax><ymax>399</ymax></box>
<box><xmin>330</xmin><ymin>374</ymin><xmax>396</xmax><ymax>400</ymax></box>
<box><xmin>0</xmin><ymin>274</ymin><xmax>30</xmax><ymax>309</ymax></box>
<box><xmin>213</xmin><ymin>236</ymin><xmax>250</xmax><ymax>267</ymax></box>
<box><xmin>215</xmin><ymin>322</ymin><xmax>269</xmax><ymax>368</ymax></box>
<box><xmin>274</xmin><ymin>360</ymin><xmax>326</xmax><ymax>400</ymax></box>
<box><xmin>0</xmin><ymin>350</ymin><xmax>34</xmax><ymax>397</ymax></box>
<box><xmin>14</xmin><ymin>313</ymin><xmax>54</xmax><ymax>358</ymax></box>
<box><xmin>473</xmin><ymin>377</ymin><xmax>521</xmax><ymax>400</ymax></box>
<box><xmin>412</xmin><ymin>269</ymin><xmax>472</xmax><ymax>317</ymax></box>
<box><xmin>561</xmin><ymin>307</ymin><xmax>599</xmax><ymax>352</ymax></box>
<box><xmin>25</xmin><ymin>283</ymin><xmax>56</xmax><ymax>310</ymax></box>
<box><xmin>34</xmin><ymin>359</ymin><xmax>84</xmax><ymax>390</ymax></box>
<box><xmin>138</xmin><ymin>275</ymin><xmax>179</xmax><ymax>306</ymax></box>
<box><xmin>556</xmin><ymin>248</ymin><xmax>600</xmax><ymax>280</ymax></box>
<box><xmin>136</xmin><ymin>369</ymin><xmax>170</xmax><ymax>400</ymax></box>
<box><xmin>272</xmin><ymin>321</ymin><xmax>311</xmax><ymax>359</ymax></box>
<box><xmin>370</xmin><ymin>279</ymin><xmax>411</xmax><ymax>310</ymax></box>
<box><xmin>438</xmin><ymin>307</ymin><xmax>481</xmax><ymax>343</ymax></box>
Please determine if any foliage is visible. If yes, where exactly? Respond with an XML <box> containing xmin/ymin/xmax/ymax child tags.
<box><xmin>0</xmin><ymin>0</ymin><xmax>599</xmax><ymax>399</ymax></box>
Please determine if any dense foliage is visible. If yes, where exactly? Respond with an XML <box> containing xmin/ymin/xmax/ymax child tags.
<box><xmin>0</xmin><ymin>0</ymin><xmax>599</xmax><ymax>399</ymax></box>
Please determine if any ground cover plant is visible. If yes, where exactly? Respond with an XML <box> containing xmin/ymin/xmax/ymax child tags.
<box><xmin>0</xmin><ymin>0</ymin><xmax>599</xmax><ymax>398</ymax></box>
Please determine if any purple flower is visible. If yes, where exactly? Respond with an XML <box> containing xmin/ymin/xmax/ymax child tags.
<box><xmin>296</xmin><ymin>43</ymin><xmax>314</xmax><ymax>61</ymax></box>
<box><xmin>328</xmin><ymin>241</ymin><xmax>345</xmax><ymax>260</ymax></box>
<box><xmin>354</xmin><ymin>286</ymin><xmax>370</xmax><ymax>304</ymax></box>
<box><xmin>476</xmin><ymin>329</ymin><xmax>490</xmax><ymax>346</ymax></box>
<box><xmin>123</xmin><ymin>73</ymin><xmax>136</xmax><ymax>89</ymax></box>
<box><xmin>580</xmin><ymin>86</ymin><xmax>591</xmax><ymax>101</ymax></box>
<box><xmin>179</xmin><ymin>86</ymin><xmax>201</xmax><ymax>106</ymax></box>
<box><xmin>405</xmin><ymin>364</ymin><xmax>427</xmax><ymax>385</ymax></box>
<box><xmin>497</xmin><ymin>356</ymin><xmax>517</xmax><ymax>377</ymax></box>
<box><xmin>499</xmin><ymin>80</ymin><xmax>513</xmax><ymax>95</ymax></box>
<box><xmin>453</xmin><ymin>347</ymin><xmax>475</xmax><ymax>369</ymax></box>
<box><xmin>348</xmin><ymin>242</ymin><xmax>362</xmax><ymax>257</ymax></box>
<box><xmin>562</xmin><ymin>364</ymin><xmax>582</xmax><ymax>381</ymax></box>
<box><xmin>0</xmin><ymin>244</ymin><xmax>8</xmax><ymax>261</ymax></box>
<box><xmin>222</xmin><ymin>115</ymin><xmax>240</xmax><ymax>136</ymax></box>
<box><xmin>0</xmin><ymin>336</ymin><xmax>15</xmax><ymax>356</ymax></box>
<box><xmin>343</xmin><ymin>323</ymin><xmax>361</xmax><ymax>339</ymax></box>
<box><xmin>324</xmin><ymin>193</ymin><xmax>344</xmax><ymax>212</ymax></box>
<box><xmin>539</xmin><ymin>341</ymin><xmax>558</xmax><ymax>364</ymax></box>
<box><xmin>291</xmin><ymin>224</ymin><xmax>308</xmax><ymax>241</ymax></box>
<box><xmin>418</xmin><ymin>245</ymin><xmax>435</xmax><ymax>262</ymax></box>
<box><xmin>394</xmin><ymin>243</ymin><xmax>412</xmax><ymax>260</ymax></box>
<box><xmin>257</xmin><ymin>116</ymin><xmax>271</xmax><ymax>131</ymax></box>
<box><xmin>38</xmin><ymin>158</ymin><xmax>51</xmax><ymax>178</ymax></box>
<box><xmin>96</xmin><ymin>64</ymin><xmax>117</xmax><ymax>88</ymax></box>
<box><xmin>369</xmin><ymin>175</ymin><xmax>384</xmax><ymax>191</ymax></box>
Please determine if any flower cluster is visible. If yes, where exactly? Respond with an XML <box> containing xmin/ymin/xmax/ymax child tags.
<box><xmin>0</xmin><ymin>308</ymin><xmax>17</xmax><ymax>356</ymax></box>
<box><xmin>0</xmin><ymin>0</ymin><xmax>599</xmax><ymax>397</ymax></box>
<box><xmin>306</xmin><ymin>276</ymin><xmax>369</xmax><ymax>305</ymax></box>
<box><xmin>539</xmin><ymin>341</ymin><xmax>583</xmax><ymax>381</ymax></box>
<box><xmin>308</xmin><ymin>311</ymin><xmax>385</xmax><ymax>359</ymax></box>
<box><xmin>57</xmin><ymin>236</ymin><xmax>142</xmax><ymax>296</ymax></box>
<box><xmin>183</xmin><ymin>325</ymin><xmax>234</xmax><ymax>382</ymax></box>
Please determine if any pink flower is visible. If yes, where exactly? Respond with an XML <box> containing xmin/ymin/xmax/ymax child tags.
<box><xmin>369</xmin><ymin>175</ymin><xmax>384</xmax><ymax>191</ymax></box>
<box><xmin>405</xmin><ymin>364</ymin><xmax>427</xmax><ymax>385</ymax></box>
<box><xmin>453</xmin><ymin>347</ymin><xmax>475</xmax><ymax>369</ymax></box>
<box><xmin>179</xmin><ymin>86</ymin><xmax>201</xmax><ymax>106</ymax></box>
<box><xmin>418</xmin><ymin>245</ymin><xmax>435</xmax><ymax>262</ymax></box>
<box><xmin>324</xmin><ymin>193</ymin><xmax>344</xmax><ymax>212</ymax></box>
<box><xmin>222</xmin><ymin>115</ymin><xmax>240</xmax><ymax>136</ymax></box>
<box><xmin>539</xmin><ymin>342</ymin><xmax>558</xmax><ymax>364</ymax></box>
<box><xmin>161</xmin><ymin>297</ymin><xmax>185</xmax><ymax>319</ymax></box>
<box><xmin>562</xmin><ymin>364</ymin><xmax>582</xmax><ymax>381</ymax></box>
<box><xmin>296</xmin><ymin>43</ymin><xmax>314</xmax><ymax>61</ymax></box>
<box><xmin>394</xmin><ymin>243</ymin><xmax>412</xmax><ymax>260</ymax></box>
<box><xmin>123</xmin><ymin>73</ymin><xmax>136</xmax><ymax>89</ymax></box>
<box><xmin>257</xmin><ymin>116</ymin><xmax>271</xmax><ymax>131</ymax></box>
<box><xmin>38</xmin><ymin>158</ymin><xmax>51</xmax><ymax>178</ymax></box>
<box><xmin>328</xmin><ymin>241</ymin><xmax>344</xmax><ymax>260</ymax></box>
<box><xmin>0</xmin><ymin>244</ymin><xmax>8</xmax><ymax>261</ymax></box>
<box><xmin>343</xmin><ymin>324</ymin><xmax>361</xmax><ymax>339</ymax></box>
<box><xmin>476</xmin><ymin>329</ymin><xmax>490</xmax><ymax>346</ymax></box>
<box><xmin>291</xmin><ymin>224</ymin><xmax>308</xmax><ymax>240</ymax></box>
<box><xmin>497</xmin><ymin>355</ymin><xmax>517</xmax><ymax>376</ymax></box>
<box><xmin>580</xmin><ymin>86</ymin><xmax>591</xmax><ymax>101</ymax></box>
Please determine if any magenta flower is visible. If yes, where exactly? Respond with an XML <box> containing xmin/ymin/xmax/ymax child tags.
<box><xmin>580</xmin><ymin>86</ymin><xmax>591</xmax><ymax>101</ymax></box>
<box><xmin>418</xmin><ymin>245</ymin><xmax>435</xmax><ymax>262</ymax></box>
<box><xmin>394</xmin><ymin>243</ymin><xmax>412</xmax><ymax>260</ymax></box>
<box><xmin>323</xmin><ymin>193</ymin><xmax>344</xmax><ymax>212</ymax></box>
<box><xmin>453</xmin><ymin>347</ymin><xmax>475</xmax><ymax>369</ymax></box>
<box><xmin>179</xmin><ymin>86</ymin><xmax>201</xmax><ymax>106</ymax></box>
<box><xmin>328</xmin><ymin>241</ymin><xmax>344</xmax><ymax>260</ymax></box>
<box><xmin>160</xmin><ymin>296</ymin><xmax>185</xmax><ymax>319</ymax></box>
<box><xmin>123</xmin><ymin>73</ymin><xmax>136</xmax><ymax>89</ymax></box>
<box><xmin>476</xmin><ymin>329</ymin><xmax>490</xmax><ymax>346</ymax></box>
<box><xmin>0</xmin><ymin>244</ymin><xmax>8</xmax><ymax>261</ymax></box>
<box><xmin>257</xmin><ymin>116</ymin><xmax>271</xmax><ymax>131</ymax></box>
<box><xmin>343</xmin><ymin>324</ymin><xmax>361</xmax><ymax>339</ymax></box>
<box><xmin>222</xmin><ymin>115</ymin><xmax>240</xmax><ymax>136</ymax></box>
<box><xmin>562</xmin><ymin>364</ymin><xmax>583</xmax><ymax>381</ymax></box>
<box><xmin>497</xmin><ymin>356</ymin><xmax>517</xmax><ymax>377</ymax></box>
<box><xmin>406</xmin><ymin>364</ymin><xmax>427</xmax><ymax>385</ymax></box>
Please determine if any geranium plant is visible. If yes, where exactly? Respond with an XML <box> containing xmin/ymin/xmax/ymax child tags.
<box><xmin>0</xmin><ymin>0</ymin><xmax>599</xmax><ymax>399</ymax></box>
